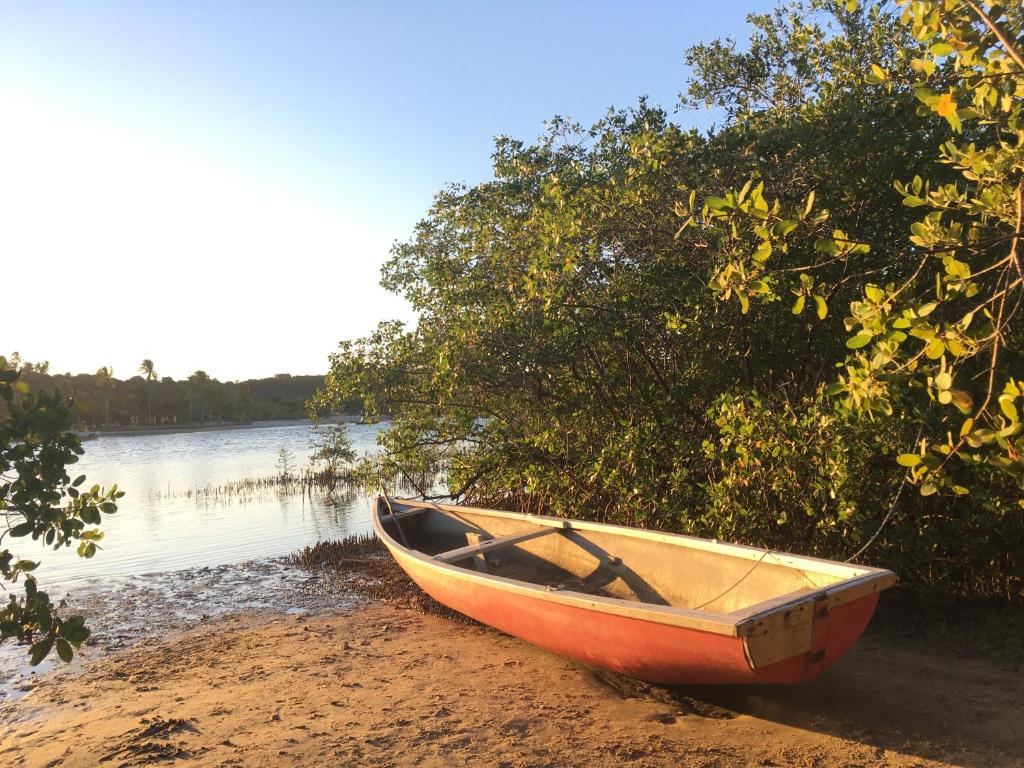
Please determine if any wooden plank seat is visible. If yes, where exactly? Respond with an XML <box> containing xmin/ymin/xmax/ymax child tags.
<box><xmin>434</xmin><ymin>527</ymin><xmax>561</xmax><ymax>564</ymax></box>
<box><xmin>384</xmin><ymin>506</ymin><xmax>430</xmax><ymax>522</ymax></box>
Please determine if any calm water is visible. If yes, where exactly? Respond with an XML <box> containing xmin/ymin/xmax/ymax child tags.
<box><xmin>35</xmin><ymin>422</ymin><xmax>388</xmax><ymax>587</ymax></box>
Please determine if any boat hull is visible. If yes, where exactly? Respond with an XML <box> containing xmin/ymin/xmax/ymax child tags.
<box><xmin>382</xmin><ymin>536</ymin><xmax>880</xmax><ymax>685</ymax></box>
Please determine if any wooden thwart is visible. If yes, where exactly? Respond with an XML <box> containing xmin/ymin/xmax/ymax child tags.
<box><xmin>434</xmin><ymin>527</ymin><xmax>560</xmax><ymax>564</ymax></box>
<box><xmin>381</xmin><ymin>506</ymin><xmax>430</xmax><ymax>523</ymax></box>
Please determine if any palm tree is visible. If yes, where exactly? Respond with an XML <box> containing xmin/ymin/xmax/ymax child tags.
<box><xmin>95</xmin><ymin>366</ymin><xmax>114</xmax><ymax>425</ymax></box>
<box><xmin>187</xmin><ymin>370</ymin><xmax>210</xmax><ymax>424</ymax></box>
<box><xmin>139</xmin><ymin>359</ymin><xmax>157</xmax><ymax>424</ymax></box>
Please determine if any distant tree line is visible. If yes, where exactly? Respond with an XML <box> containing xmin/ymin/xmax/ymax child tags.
<box><xmin>4</xmin><ymin>353</ymin><xmax>359</xmax><ymax>428</ymax></box>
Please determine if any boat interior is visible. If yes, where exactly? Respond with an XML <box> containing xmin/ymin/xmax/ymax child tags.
<box><xmin>377</xmin><ymin>499</ymin><xmax>878</xmax><ymax>616</ymax></box>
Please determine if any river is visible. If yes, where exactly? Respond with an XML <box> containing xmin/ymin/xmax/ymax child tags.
<box><xmin>2</xmin><ymin>422</ymin><xmax>397</xmax><ymax>697</ymax></box>
<box><xmin>35</xmin><ymin>422</ymin><xmax>387</xmax><ymax>586</ymax></box>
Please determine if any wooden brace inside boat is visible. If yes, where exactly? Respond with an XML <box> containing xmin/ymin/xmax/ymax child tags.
<box><xmin>434</xmin><ymin>527</ymin><xmax>561</xmax><ymax>564</ymax></box>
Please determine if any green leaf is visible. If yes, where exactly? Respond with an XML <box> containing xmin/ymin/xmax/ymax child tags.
<box><xmin>803</xmin><ymin>190</ymin><xmax>815</xmax><ymax>217</ymax></box>
<box><xmin>897</xmin><ymin>454</ymin><xmax>921</xmax><ymax>467</ymax></box>
<box><xmin>951</xmin><ymin>390</ymin><xmax>973</xmax><ymax>414</ymax></box>
<box><xmin>999</xmin><ymin>395</ymin><xmax>1019</xmax><ymax>422</ymax></box>
<box><xmin>792</xmin><ymin>295</ymin><xmax>806</xmax><ymax>315</ymax></box>
<box><xmin>29</xmin><ymin>638</ymin><xmax>53</xmax><ymax>666</ymax></box>
<box><xmin>56</xmin><ymin>638</ymin><xmax>73</xmax><ymax>663</ymax></box>
<box><xmin>62</xmin><ymin>617</ymin><xmax>90</xmax><ymax>646</ymax></box>
<box><xmin>911</xmin><ymin>57</ymin><xmax>937</xmax><ymax>76</ymax></box>
<box><xmin>814</xmin><ymin>295</ymin><xmax>828</xmax><ymax>320</ymax></box>
<box><xmin>846</xmin><ymin>334</ymin><xmax>872</xmax><ymax>349</ymax></box>
<box><xmin>914</xmin><ymin>87</ymin><xmax>938</xmax><ymax>106</ymax></box>
<box><xmin>9</xmin><ymin>522</ymin><xmax>34</xmax><ymax>537</ymax></box>
<box><xmin>80</xmin><ymin>506</ymin><xmax>100</xmax><ymax>525</ymax></box>
<box><xmin>814</xmin><ymin>238</ymin><xmax>839</xmax><ymax>255</ymax></box>
<box><xmin>774</xmin><ymin>219</ymin><xmax>798</xmax><ymax>237</ymax></box>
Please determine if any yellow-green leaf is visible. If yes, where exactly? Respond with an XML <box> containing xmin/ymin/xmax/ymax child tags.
<box><xmin>925</xmin><ymin>338</ymin><xmax>945</xmax><ymax>359</ymax></box>
<box><xmin>814</xmin><ymin>295</ymin><xmax>828</xmax><ymax>320</ymax></box>
<box><xmin>804</xmin><ymin>190</ymin><xmax>815</xmax><ymax>217</ymax></box>
<box><xmin>950</xmin><ymin>390</ymin><xmax>973</xmax><ymax>414</ymax></box>
<box><xmin>999</xmin><ymin>395</ymin><xmax>1019</xmax><ymax>422</ymax></box>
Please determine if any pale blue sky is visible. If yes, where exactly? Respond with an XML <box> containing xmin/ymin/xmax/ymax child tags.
<box><xmin>1</xmin><ymin>2</ymin><xmax>775</xmax><ymax>380</ymax></box>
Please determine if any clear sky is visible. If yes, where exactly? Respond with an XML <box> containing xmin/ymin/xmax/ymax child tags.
<box><xmin>1</xmin><ymin>1</ymin><xmax>775</xmax><ymax>382</ymax></box>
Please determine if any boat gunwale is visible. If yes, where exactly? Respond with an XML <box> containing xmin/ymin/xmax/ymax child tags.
<box><xmin>373</xmin><ymin>496</ymin><xmax>895</xmax><ymax>639</ymax></box>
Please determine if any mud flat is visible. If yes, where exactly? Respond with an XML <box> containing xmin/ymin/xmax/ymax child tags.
<box><xmin>1</xmin><ymin>545</ymin><xmax>1022</xmax><ymax>767</ymax></box>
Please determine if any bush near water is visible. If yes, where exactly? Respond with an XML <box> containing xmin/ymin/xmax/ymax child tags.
<box><xmin>315</xmin><ymin>1</ymin><xmax>1024</xmax><ymax>600</ymax></box>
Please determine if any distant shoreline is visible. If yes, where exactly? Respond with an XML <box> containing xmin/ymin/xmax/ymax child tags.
<box><xmin>86</xmin><ymin>416</ymin><xmax>367</xmax><ymax>439</ymax></box>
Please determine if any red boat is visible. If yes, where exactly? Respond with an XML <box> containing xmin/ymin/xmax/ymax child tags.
<box><xmin>373</xmin><ymin>497</ymin><xmax>895</xmax><ymax>685</ymax></box>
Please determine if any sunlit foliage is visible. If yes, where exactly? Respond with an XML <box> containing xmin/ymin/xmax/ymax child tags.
<box><xmin>0</xmin><ymin>357</ymin><xmax>122</xmax><ymax>664</ymax></box>
<box><xmin>318</xmin><ymin>0</ymin><xmax>1024</xmax><ymax>598</ymax></box>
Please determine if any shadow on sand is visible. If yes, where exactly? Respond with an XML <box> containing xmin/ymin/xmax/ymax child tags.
<box><xmin>663</xmin><ymin>631</ymin><xmax>1024</xmax><ymax>767</ymax></box>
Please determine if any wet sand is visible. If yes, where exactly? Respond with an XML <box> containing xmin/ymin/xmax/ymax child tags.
<box><xmin>1</xmin><ymin>537</ymin><xmax>1022</xmax><ymax>767</ymax></box>
<box><xmin>2</xmin><ymin>599</ymin><xmax>1023</xmax><ymax>766</ymax></box>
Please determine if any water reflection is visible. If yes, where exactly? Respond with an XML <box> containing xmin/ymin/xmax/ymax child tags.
<box><xmin>34</xmin><ymin>423</ymin><xmax>389</xmax><ymax>586</ymax></box>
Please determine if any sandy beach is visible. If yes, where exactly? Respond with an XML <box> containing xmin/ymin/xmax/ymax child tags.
<box><xmin>2</xmin><ymin>587</ymin><xmax>1022</xmax><ymax>767</ymax></box>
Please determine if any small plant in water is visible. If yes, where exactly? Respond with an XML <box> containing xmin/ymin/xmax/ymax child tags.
<box><xmin>276</xmin><ymin>446</ymin><xmax>295</xmax><ymax>478</ymax></box>
<box><xmin>309</xmin><ymin>423</ymin><xmax>356</xmax><ymax>476</ymax></box>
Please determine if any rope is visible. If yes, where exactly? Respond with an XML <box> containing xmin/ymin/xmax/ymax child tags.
<box><xmin>378</xmin><ymin>478</ymin><xmax>409</xmax><ymax>547</ymax></box>
<box><xmin>690</xmin><ymin>548</ymin><xmax>774</xmax><ymax>611</ymax></box>
<box><xmin>843</xmin><ymin>471</ymin><xmax>908</xmax><ymax>563</ymax></box>
<box><xmin>843</xmin><ymin>423</ymin><xmax>924</xmax><ymax>564</ymax></box>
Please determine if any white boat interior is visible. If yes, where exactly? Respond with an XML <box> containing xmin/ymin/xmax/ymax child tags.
<box><xmin>377</xmin><ymin>498</ymin><xmax>893</xmax><ymax>616</ymax></box>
